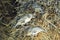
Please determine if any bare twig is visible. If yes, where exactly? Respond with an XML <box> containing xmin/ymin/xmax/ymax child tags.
<box><xmin>44</xmin><ymin>19</ymin><xmax>57</xmax><ymax>29</ymax></box>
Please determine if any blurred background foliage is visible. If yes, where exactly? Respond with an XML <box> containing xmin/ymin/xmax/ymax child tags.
<box><xmin>0</xmin><ymin>0</ymin><xmax>60</xmax><ymax>40</ymax></box>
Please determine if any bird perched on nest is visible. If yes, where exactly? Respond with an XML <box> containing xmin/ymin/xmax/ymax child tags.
<box><xmin>13</xmin><ymin>14</ymin><xmax>35</xmax><ymax>28</ymax></box>
<box><xmin>26</xmin><ymin>27</ymin><xmax>46</xmax><ymax>37</ymax></box>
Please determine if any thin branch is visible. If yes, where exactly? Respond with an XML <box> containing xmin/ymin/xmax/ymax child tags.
<box><xmin>45</xmin><ymin>19</ymin><xmax>57</xmax><ymax>29</ymax></box>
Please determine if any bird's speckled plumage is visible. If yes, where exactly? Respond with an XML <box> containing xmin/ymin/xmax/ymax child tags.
<box><xmin>27</xmin><ymin>27</ymin><xmax>45</xmax><ymax>36</ymax></box>
<box><xmin>14</xmin><ymin>14</ymin><xmax>34</xmax><ymax>28</ymax></box>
